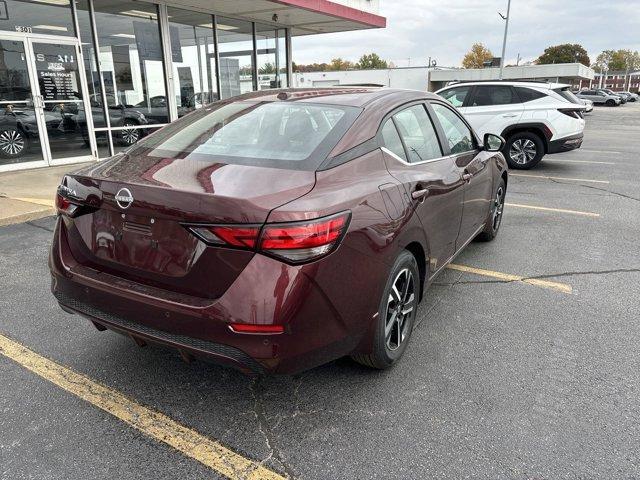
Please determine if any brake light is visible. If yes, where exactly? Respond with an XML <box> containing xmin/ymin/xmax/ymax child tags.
<box><xmin>188</xmin><ymin>225</ymin><xmax>260</xmax><ymax>248</ymax></box>
<box><xmin>185</xmin><ymin>211</ymin><xmax>351</xmax><ymax>264</ymax></box>
<box><xmin>558</xmin><ymin>108</ymin><xmax>584</xmax><ymax>119</ymax></box>
<box><xmin>56</xmin><ymin>188</ymin><xmax>79</xmax><ymax>217</ymax></box>
<box><xmin>259</xmin><ymin>212</ymin><xmax>350</xmax><ymax>263</ymax></box>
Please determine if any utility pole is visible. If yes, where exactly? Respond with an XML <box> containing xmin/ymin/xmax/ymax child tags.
<box><xmin>498</xmin><ymin>0</ymin><xmax>512</xmax><ymax>80</ymax></box>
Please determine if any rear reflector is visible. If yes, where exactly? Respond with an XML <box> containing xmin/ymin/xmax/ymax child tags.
<box><xmin>229</xmin><ymin>323</ymin><xmax>285</xmax><ymax>334</ymax></box>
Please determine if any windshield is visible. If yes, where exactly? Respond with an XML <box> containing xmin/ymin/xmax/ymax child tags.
<box><xmin>126</xmin><ymin>101</ymin><xmax>361</xmax><ymax>170</ymax></box>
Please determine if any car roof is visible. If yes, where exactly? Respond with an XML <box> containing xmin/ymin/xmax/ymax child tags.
<box><xmin>222</xmin><ymin>87</ymin><xmax>441</xmax><ymax>108</ymax></box>
<box><xmin>437</xmin><ymin>81</ymin><xmax>569</xmax><ymax>91</ymax></box>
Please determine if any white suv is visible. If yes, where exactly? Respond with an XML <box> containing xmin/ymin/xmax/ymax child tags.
<box><xmin>435</xmin><ymin>81</ymin><xmax>586</xmax><ymax>169</ymax></box>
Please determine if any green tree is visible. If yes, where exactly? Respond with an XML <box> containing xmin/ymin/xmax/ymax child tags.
<box><xmin>536</xmin><ymin>44</ymin><xmax>590</xmax><ymax>66</ymax></box>
<box><xmin>259</xmin><ymin>63</ymin><xmax>276</xmax><ymax>74</ymax></box>
<box><xmin>595</xmin><ymin>49</ymin><xmax>640</xmax><ymax>72</ymax></box>
<box><xmin>328</xmin><ymin>58</ymin><xmax>355</xmax><ymax>71</ymax></box>
<box><xmin>357</xmin><ymin>53</ymin><xmax>388</xmax><ymax>70</ymax></box>
<box><xmin>462</xmin><ymin>43</ymin><xmax>493</xmax><ymax>69</ymax></box>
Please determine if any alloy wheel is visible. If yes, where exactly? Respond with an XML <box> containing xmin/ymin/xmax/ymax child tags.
<box><xmin>492</xmin><ymin>185</ymin><xmax>505</xmax><ymax>231</ymax></box>
<box><xmin>509</xmin><ymin>139</ymin><xmax>536</xmax><ymax>165</ymax></box>
<box><xmin>0</xmin><ymin>130</ymin><xmax>25</xmax><ymax>156</ymax></box>
<box><xmin>385</xmin><ymin>268</ymin><xmax>416</xmax><ymax>351</ymax></box>
<box><xmin>120</xmin><ymin>124</ymin><xmax>140</xmax><ymax>145</ymax></box>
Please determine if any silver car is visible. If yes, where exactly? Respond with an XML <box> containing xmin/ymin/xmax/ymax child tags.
<box><xmin>576</xmin><ymin>89</ymin><xmax>621</xmax><ymax>107</ymax></box>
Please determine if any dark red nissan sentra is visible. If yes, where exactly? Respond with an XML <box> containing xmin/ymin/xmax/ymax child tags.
<box><xmin>50</xmin><ymin>88</ymin><xmax>508</xmax><ymax>375</ymax></box>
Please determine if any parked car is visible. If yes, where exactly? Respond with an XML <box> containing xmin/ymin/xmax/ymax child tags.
<box><xmin>436</xmin><ymin>81</ymin><xmax>585</xmax><ymax>169</ymax></box>
<box><xmin>581</xmin><ymin>99</ymin><xmax>594</xmax><ymax>113</ymax></box>
<box><xmin>50</xmin><ymin>88</ymin><xmax>508</xmax><ymax>375</ymax></box>
<box><xmin>618</xmin><ymin>91</ymin><xmax>638</xmax><ymax>102</ymax></box>
<box><xmin>576</xmin><ymin>89</ymin><xmax>622</xmax><ymax>107</ymax></box>
<box><xmin>598</xmin><ymin>89</ymin><xmax>627</xmax><ymax>104</ymax></box>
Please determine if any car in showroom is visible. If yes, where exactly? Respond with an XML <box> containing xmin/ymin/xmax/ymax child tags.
<box><xmin>50</xmin><ymin>88</ymin><xmax>508</xmax><ymax>375</ymax></box>
<box><xmin>436</xmin><ymin>81</ymin><xmax>585</xmax><ymax>169</ymax></box>
<box><xmin>576</xmin><ymin>89</ymin><xmax>622</xmax><ymax>107</ymax></box>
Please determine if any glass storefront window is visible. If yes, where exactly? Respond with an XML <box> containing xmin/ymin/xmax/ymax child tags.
<box><xmin>0</xmin><ymin>0</ymin><xmax>75</xmax><ymax>37</ymax></box>
<box><xmin>167</xmin><ymin>7</ymin><xmax>218</xmax><ymax>117</ymax></box>
<box><xmin>216</xmin><ymin>17</ymin><xmax>254</xmax><ymax>100</ymax></box>
<box><xmin>92</xmin><ymin>1</ymin><xmax>169</xmax><ymax>127</ymax></box>
<box><xmin>255</xmin><ymin>24</ymin><xmax>287</xmax><ymax>90</ymax></box>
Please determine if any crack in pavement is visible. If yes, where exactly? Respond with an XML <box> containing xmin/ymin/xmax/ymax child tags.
<box><xmin>25</xmin><ymin>221</ymin><xmax>54</xmax><ymax>233</ymax></box>
<box><xmin>544</xmin><ymin>177</ymin><xmax>640</xmax><ymax>202</ymax></box>
<box><xmin>434</xmin><ymin>267</ymin><xmax>640</xmax><ymax>287</ymax></box>
<box><xmin>250</xmin><ymin>377</ymin><xmax>296</xmax><ymax>479</ymax></box>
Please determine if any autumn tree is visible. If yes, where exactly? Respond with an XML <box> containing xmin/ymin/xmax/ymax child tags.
<box><xmin>357</xmin><ymin>53</ymin><xmax>388</xmax><ymax>70</ymax></box>
<box><xmin>536</xmin><ymin>44</ymin><xmax>590</xmax><ymax>66</ymax></box>
<box><xmin>594</xmin><ymin>49</ymin><xmax>640</xmax><ymax>72</ymax></box>
<box><xmin>328</xmin><ymin>58</ymin><xmax>355</xmax><ymax>71</ymax></box>
<box><xmin>462</xmin><ymin>43</ymin><xmax>493</xmax><ymax>69</ymax></box>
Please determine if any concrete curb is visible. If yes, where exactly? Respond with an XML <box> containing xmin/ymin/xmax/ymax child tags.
<box><xmin>0</xmin><ymin>208</ymin><xmax>56</xmax><ymax>227</ymax></box>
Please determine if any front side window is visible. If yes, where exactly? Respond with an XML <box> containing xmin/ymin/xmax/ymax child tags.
<box><xmin>392</xmin><ymin>105</ymin><xmax>442</xmax><ymax>163</ymax></box>
<box><xmin>440</xmin><ymin>86</ymin><xmax>470</xmax><ymax>107</ymax></box>
<box><xmin>128</xmin><ymin>101</ymin><xmax>360</xmax><ymax>170</ymax></box>
<box><xmin>471</xmin><ymin>85</ymin><xmax>518</xmax><ymax>106</ymax></box>
<box><xmin>431</xmin><ymin>103</ymin><xmax>476</xmax><ymax>154</ymax></box>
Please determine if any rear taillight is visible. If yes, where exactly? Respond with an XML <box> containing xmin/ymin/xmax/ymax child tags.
<box><xmin>558</xmin><ymin>108</ymin><xmax>584</xmax><ymax>119</ymax></box>
<box><xmin>185</xmin><ymin>211</ymin><xmax>351</xmax><ymax>264</ymax></box>
<box><xmin>259</xmin><ymin>212</ymin><xmax>350</xmax><ymax>263</ymax></box>
<box><xmin>56</xmin><ymin>187</ymin><xmax>79</xmax><ymax>217</ymax></box>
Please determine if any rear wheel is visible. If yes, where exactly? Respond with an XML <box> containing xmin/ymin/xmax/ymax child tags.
<box><xmin>503</xmin><ymin>132</ymin><xmax>544</xmax><ymax>169</ymax></box>
<box><xmin>476</xmin><ymin>178</ymin><xmax>506</xmax><ymax>242</ymax></box>
<box><xmin>352</xmin><ymin>250</ymin><xmax>419</xmax><ymax>369</ymax></box>
<box><xmin>606</xmin><ymin>99</ymin><xmax>616</xmax><ymax>107</ymax></box>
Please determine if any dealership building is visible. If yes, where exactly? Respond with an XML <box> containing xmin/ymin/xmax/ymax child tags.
<box><xmin>0</xmin><ymin>0</ymin><xmax>385</xmax><ymax>172</ymax></box>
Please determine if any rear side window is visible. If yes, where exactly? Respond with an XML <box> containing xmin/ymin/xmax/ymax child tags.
<box><xmin>393</xmin><ymin>105</ymin><xmax>442</xmax><ymax>163</ymax></box>
<box><xmin>515</xmin><ymin>87</ymin><xmax>547</xmax><ymax>102</ymax></box>
<box><xmin>431</xmin><ymin>103</ymin><xmax>476</xmax><ymax>154</ymax></box>
<box><xmin>126</xmin><ymin>101</ymin><xmax>361</xmax><ymax>171</ymax></box>
<box><xmin>380</xmin><ymin>120</ymin><xmax>408</xmax><ymax>161</ymax></box>
<box><xmin>471</xmin><ymin>85</ymin><xmax>518</xmax><ymax>106</ymax></box>
<box><xmin>439</xmin><ymin>86</ymin><xmax>470</xmax><ymax>107</ymax></box>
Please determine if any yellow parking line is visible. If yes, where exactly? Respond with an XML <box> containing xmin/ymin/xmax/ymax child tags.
<box><xmin>447</xmin><ymin>264</ymin><xmax>572</xmax><ymax>294</ymax></box>
<box><xmin>13</xmin><ymin>197</ymin><xmax>56</xmax><ymax>208</ymax></box>
<box><xmin>505</xmin><ymin>203</ymin><xmax>600</xmax><ymax>217</ymax></box>
<box><xmin>509</xmin><ymin>173</ymin><xmax>610</xmax><ymax>184</ymax></box>
<box><xmin>0</xmin><ymin>334</ymin><xmax>285</xmax><ymax>480</ymax></box>
<box><xmin>544</xmin><ymin>159</ymin><xmax>617</xmax><ymax>165</ymax></box>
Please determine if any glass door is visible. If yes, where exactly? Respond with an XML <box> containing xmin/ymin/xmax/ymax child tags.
<box><xmin>0</xmin><ymin>37</ymin><xmax>47</xmax><ymax>168</ymax></box>
<box><xmin>27</xmin><ymin>37</ymin><xmax>95</xmax><ymax>165</ymax></box>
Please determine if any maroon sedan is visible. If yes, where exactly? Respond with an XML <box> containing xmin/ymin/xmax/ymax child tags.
<box><xmin>50</xmin><ymin>88</ymin><xmax>508</xmax><ymax>375</ymax></box>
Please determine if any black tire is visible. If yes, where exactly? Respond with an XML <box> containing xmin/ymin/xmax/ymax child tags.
<box><xmin>476</xmin><ymin>177</ymin><xmax>506</xmax><ymax>242</ymax></box>
<box><xmin>606</xmin><ymin>99</ymin><xmax>616</xmax><ymax>107</ymax></box>
<box><xmin>503</xmin><ymin>132</ymin><xmax>544</xmax><ymax>170</ymax></box>
<box><xmin>0</xmin><ymin>127</ymin><xmax>28</xmax><ymax>159</ymax></box>
<box><xmin>352</xmin><ymin>250</ymin><xmax>420</xmax><ymax>369</ymax></box>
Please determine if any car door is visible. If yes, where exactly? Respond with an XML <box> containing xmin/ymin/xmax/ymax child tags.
<box><xmin>379</xmin><ymin>103</ymin><xmax>465</xmax><ymax>273</ymax></box>
<box><xmin>430</xmin><ymin>101</ymin><xmax>493</xmax><ymax>248</ymax></box>
<box><xmin>463</xmin><ymin>85</ymin><xmax>524</xmax><ymax>138</ymax></box>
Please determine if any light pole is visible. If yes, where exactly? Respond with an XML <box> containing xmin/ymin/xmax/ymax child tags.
<box><xmin>498</xmin><ymin>0</ymin><xmax>512</xmax><ymax>80</ymax></box>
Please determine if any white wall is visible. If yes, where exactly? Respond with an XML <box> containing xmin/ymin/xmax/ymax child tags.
<box><xmin>293</xmin><ymin>67</ymin><xmax>430</xmax><ymax>91</ymax></box>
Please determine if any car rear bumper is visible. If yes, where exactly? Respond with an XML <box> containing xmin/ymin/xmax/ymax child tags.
<box><xmin>547</xmin><ymin>133</ymin><xmax>583</xmax><ymax>154</ymax></box>
<box><xmin>49</xmin><ymin>217</ymin><xmax>377</xmax><ymax>375</ymax></box>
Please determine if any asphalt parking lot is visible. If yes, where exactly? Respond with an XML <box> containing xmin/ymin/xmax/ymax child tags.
<box><xmin>1</xmin><ymin>102</ymin><xmax>640</xmax><ymax>480</ymax></box>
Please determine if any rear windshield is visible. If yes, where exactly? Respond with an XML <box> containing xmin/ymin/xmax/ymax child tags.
<box><xmin>125</xmin><ymin>101</ymin><xmax>361</xmax><ymax>171</ymax></box>
<box><xmin>554</xmin><ymin>88</ymin><xmax>583</xmax><ymax>105</ymax></box>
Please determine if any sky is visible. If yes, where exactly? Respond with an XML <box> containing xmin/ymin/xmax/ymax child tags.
<box><xmin>292</xmin><ymin>0</ymin><xmax>640</xmax><ymax>68</ymax></box>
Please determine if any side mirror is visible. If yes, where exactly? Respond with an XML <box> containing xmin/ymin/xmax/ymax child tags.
<box><xmin>483</xmin><ymin>133</ymin><xmax>505</xmax><ymax>152</ymax></box>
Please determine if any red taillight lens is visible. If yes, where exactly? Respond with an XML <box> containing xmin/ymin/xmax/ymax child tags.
<box><xmin>229</xmin><ymin>323</ymin><xmax>285</xmax><ymax>334</ymax></box>
<box><xmin>56</xmin><ymin>191</ymin><xmax>79</xmax><ymax>217</ymax></box>
<box><xmin>259</xmin><ymin>212</ymin><xmax>350</xmax><ymax>263</ymax></box>
<box><xmin>188</xmin><ymin>225</ymin><xmax>260</xmax><ymax>249</ymax></box>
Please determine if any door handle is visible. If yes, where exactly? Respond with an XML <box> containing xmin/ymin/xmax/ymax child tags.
<box><xmin>502</xmin><ymin>113</ymin><xmax>519</xmax><ymax>118</ymax></box>
<box><xmin>462</xmin><ymin>172</ymin><xmax>473</xmax><ymax>182</ymax></box>
<box><xmin>411</xmin><ymin>188</ymin><xmax>429</xmax><ymax>200</ymax></box>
